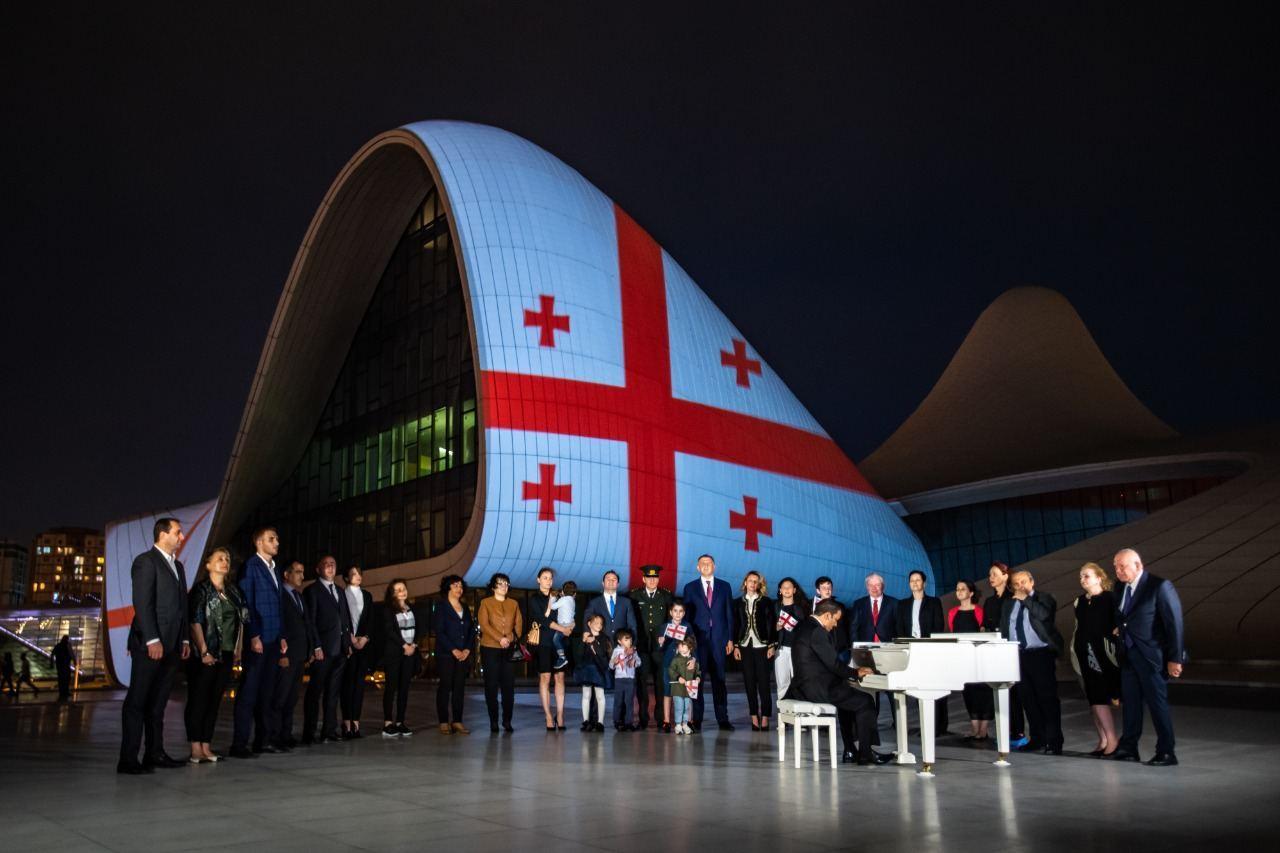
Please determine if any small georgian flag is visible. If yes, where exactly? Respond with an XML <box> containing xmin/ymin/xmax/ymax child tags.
<box><xmin>664</xmin><ymin>623</ymin><xmax>688</xmax><ymax>641</ymax></box>
<box><xmin>777</xmin><ymin>611</ymin><xmax>798</xmax><ymax>632</ymax></box>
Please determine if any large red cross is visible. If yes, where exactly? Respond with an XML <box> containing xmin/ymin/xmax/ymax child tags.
<box><xmin>524</xmin><ymin>294</ymin><xmax>570</xmax><ymax>347</ymax></box>
<box><xmin>729</xmin><ymin>495</ymin><xmax>773</xmax><ymax>552</ymax></box>
<box><xmin>522</xmin><ymin>463</ymin><xmax>572</xmax><ymax>521</ymax></box>
<box><xmin>483</xmin><ymin>206</ymin><xmax>878</xmax><ymax>590</ymax></box>
<box><xmin>720</xmin><ymin>338</ymin><xmax>763</xmax><ymax>388</ymax></box>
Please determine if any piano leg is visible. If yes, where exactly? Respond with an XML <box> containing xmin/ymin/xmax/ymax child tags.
<box><xmin>811</xmin><ymin>723</ymin><xmax>820</xmax><ymax>765</ymax></box>
<box><xmin>992</xmin><ymin>683</ymin><xmax>1012</xmax><ymax>767</ymax></box>
<box><xmin>893</xmin><ymin>693</ymin><xmax>916</xmax><ymax>765</ymax></box>
<box><xmin>917</xmin><ymin>695</ymin><xmax>937</xmax><ymax>776</ymax></box>
<box><xmin>778</xmin><ymin>716</ymin><xmax>786</xmax><ymax>763</ymax></box>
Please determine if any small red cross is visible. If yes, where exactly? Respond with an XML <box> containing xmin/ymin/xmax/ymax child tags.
<box><xmin>729</xmin><ymin>495</ymin><xmax>773</xmax><ymax>552</ymax></box>
<box><xmin>522</xmin><ymin>463</ymin><xmax>572</xmax><ymax>521</ymax></box>
<box><xmin>720</xmin><ymin>338</ymin><xmax>762</xmax><ymax>388</ymax></box>
<box><xmin>524</xmin><ymin>294</ymin><xmax>570</xmax><ymax>347</ymax></box>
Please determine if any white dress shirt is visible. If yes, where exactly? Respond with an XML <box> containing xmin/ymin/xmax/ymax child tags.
<box><xmin>911</xmin><ymin>597</ymin><xmax>923</xmax><ymax>638</ymax></box>
<box><xmin>346</xmin><ymin>585</ymin><xmax>365</xmax><ymax>633</ymax></box>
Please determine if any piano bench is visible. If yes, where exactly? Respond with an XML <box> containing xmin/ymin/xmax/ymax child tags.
<box><xmin>777</xmin><ymin>699</ymin><xmax>839</xmax><ymax>768</ymax></box>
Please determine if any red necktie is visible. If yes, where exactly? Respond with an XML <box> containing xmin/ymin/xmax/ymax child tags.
<box><xmin>705</xmin><ymin>581</ymin><xmax>713</xmax><ymax>605</ymax></box>
<box><xmin>871</xmin><ymin>599</ymin><xmax>880</xmax><ymax>642</ymax></box>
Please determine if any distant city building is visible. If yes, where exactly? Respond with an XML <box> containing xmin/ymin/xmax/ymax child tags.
<box><xmin>29</xmin><ymin>527</ymin><xmax>105</xmax><ymax>606</ymax></box>
<box><xmin>0</xmin><ymin>539</ymin><xmax>29</xmax><ymax>607</ymax></box>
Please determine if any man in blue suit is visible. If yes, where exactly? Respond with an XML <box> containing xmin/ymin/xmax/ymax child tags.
<box><xmin>1112</xmin><ymin>548</ymin><xmax>1185</xmax><ymax>766</ymax></box>
<box><xmin>583</xmin><ymin>570</ymin><xmax>638</xmax><ymax>642</ymax></box>
<box><xmin>230</xmin><ymin>526</ymin><xmax>286</xmax><ymax>758</ymax></box>
<box><xmin>583</xmin><ymin>570</ymin><xmax>638</xmax><ymax>727</ymax></box>
<box><xmin>681</xmin><ymin>554</ymin><xmax>735</xmax><ymax>731</ymax></box>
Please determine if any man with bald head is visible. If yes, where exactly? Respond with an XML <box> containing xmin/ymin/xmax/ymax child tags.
<box><xmin>1111</xmin><ymin>548</ymin><xmax>1185</xmax><ymax>766</ymax></box>
<box><xmin>999</xmin><ymin>569</ymin><xmax>1063</xmax><ymax>754</ymax></box>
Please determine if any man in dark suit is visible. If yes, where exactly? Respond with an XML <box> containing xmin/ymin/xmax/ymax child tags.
<box><xmin>631</xmin><ymin>565</ymin><xmax>673</xmax><ymax>730</ymax></box>
<box><xmin>270</xmin><ymin>561</ymin><xmax>313</xmax><ymax>750</ymax></box>
<box><xmin>302</xmin><ymin>555</ymin><xmax>351</xmax><ymax>743</ymax></box>
<box><xmin>850</xmin><ymin>572</ymin><xmax>899</xmax><ymax>644</ymax></box>
<box><xmin>681</xmin><ymin>554</ymin><xmax>735</xmax><ymax>731</ymax></box>
<box><xmin>231</xmin><ymin>526</ymin><xmax>284</xmax><ymax>758</ymax></box>
<box><xmin>894</xmin><ymin>569</ymin><xmax>949</xmax><ymax>736</ymax></box>
<box><xmin>849</xmin><ymin>572</ymin><xmax>900</xmax><ymax>734</ymax></box>
<box><xmin>584</xmin><ymin>570</ymin><xmax>638</xmax><ymax>729</ymax></box>
<box><xmin>583</xmin><ymin>570</ymin><xmax>638</xmax><ymax>642</ymax></box>
<box><xmin>1000</xmin><ymin>569</ymin><xmax>1064</xmax><ymax>754</ymax></box>
<box><xmin>786</xmin><ymin>598</ymin><xmax>893</xmax><ymax>766</ymax></box>
<box><xmin>118</xmin><ymin>517</ymin><xmax>190</xmax><ymax>774</ymax></box>
<box><xmin>1112</xmin><ymin>548</ymin><xmax>1185</xmax><ymax>766</ymax></box>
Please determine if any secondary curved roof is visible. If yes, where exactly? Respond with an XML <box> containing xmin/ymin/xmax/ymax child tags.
<box><xmin>860</xmin><ymin>286</ymin><xmax>1178</xmax><ymax>499</ymax></box>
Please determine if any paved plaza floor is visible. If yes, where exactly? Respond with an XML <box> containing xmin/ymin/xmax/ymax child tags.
<box><xmin>1</xmin><ymin>681</ymin><xmax>1277</xmax><ymax>852</ymax></box>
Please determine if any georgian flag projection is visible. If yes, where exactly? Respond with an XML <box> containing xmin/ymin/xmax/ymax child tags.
<box><xmin>409</xmin><ymin>121</ymin><xmax>930</xmax><ymax>595</ymax></box>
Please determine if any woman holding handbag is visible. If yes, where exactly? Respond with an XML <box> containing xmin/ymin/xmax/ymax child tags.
<box><xmin>477</xmin><ymin>572</ymin><xmax>523</xmax><ymax>733</ymax></box>
<box><xmin>528</xmin><ymin>567</ymin><xmax>567</xmax><ymax>731</ymax></box>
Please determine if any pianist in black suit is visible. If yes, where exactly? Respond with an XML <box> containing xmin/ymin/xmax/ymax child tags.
<box><xmin>302</xmin><ymin>555</ymin><xmax>352</xmax><ymax>744</ymax></box>
<box><xmin>1000</xmin><ymin>570</ymin><xmax>1064</xmax><ymax>755</ymax></box>
<box><xmin>894</xmin><ymin>569</ymin><xmax>949</xmax><ymax>736</ymax></box>
<box><xmin>1111</xmin><ymin>549</ymin><xmax>1185</xmax><ymax>767</ymax></box>
<box><xmin>785</xmin><ymin>598</ymin><xmax>892</xmax><ymax>766</ymax></box>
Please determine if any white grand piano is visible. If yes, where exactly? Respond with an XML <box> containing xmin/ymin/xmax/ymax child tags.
<box><xmin>853</xmin><ymin>633</ymin><xmax>1020</xmax><ymax>776</ymax></box>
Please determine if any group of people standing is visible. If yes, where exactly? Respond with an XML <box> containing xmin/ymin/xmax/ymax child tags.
<box><xmin>115</xmin><ymin>516</ymin><xmax>1187</xmax><ymax>774</ymax></box>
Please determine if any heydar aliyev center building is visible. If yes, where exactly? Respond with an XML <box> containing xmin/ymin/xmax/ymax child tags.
<box><xmin>104</xmin><ymin>121</ymin><xmax>927</xmax><ymax>647</ymax></box>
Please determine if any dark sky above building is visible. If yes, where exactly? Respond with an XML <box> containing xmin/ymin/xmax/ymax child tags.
<box><xmin>2</xmin><ymin>3</ymin><xmax>1276</xmax><ymax>543</ymax></box>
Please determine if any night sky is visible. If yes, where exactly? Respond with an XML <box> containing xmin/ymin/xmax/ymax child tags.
<box><xmin>3</xmin><ymin>3</ymin><xmax>1277</xmax><ymax>544</ymax></box>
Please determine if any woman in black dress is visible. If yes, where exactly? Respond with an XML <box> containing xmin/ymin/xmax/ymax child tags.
<box><xmin>982</xmin><ymin>561</ymin><xmax>1025</xmax><ymax>744</ymax></box>
<box><xmin>948</xmin><ymin>579</ymin><xmax>994</xmax><ymax>741</ymax></box>
<box><xmin>1072</xmin><ymin>562</ymin><xmax>1121</xmax><ymax>756</ymax></box>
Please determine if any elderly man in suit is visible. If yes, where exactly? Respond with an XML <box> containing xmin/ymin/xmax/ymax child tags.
<box><xmin>849</xmin><ymin>571</ymin><xmax>900</xmax><ymax>735</ymax></box>
<box><xmin>231</xmin><ymin>526</ymin><xmax>285</xmax><ymax>758</ymax></box>
<box><xmin>118</xmin><ymin>517</ymin><xmax>191</xmax><ymax>774</ymax></box>
<box><xmin>1111</xmin><ymin>548</ymin><xmax>1185</xmax><ymax>766</ymax></box>
<box><xmin>270</xmin><ymin>561</ymin><xmax>313</xmax><ymax>750</ymax></box>
<box><xmin>681</xmin><ymin>554</ymin><xmax>735</xmax><ymax>731</ymax></box>
<box><xmin>1000</xmin><ymin>569</ymin><xmax>1064</xmax><ymax>755</ymax></box>
<box><xmin>787</xmin><ymin>598</ymin><xmax>893</xmax><ymax>766</ymax></box>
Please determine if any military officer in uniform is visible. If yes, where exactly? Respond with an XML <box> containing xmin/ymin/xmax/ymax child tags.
<box><xmin>632</xmin><ymin>565</ymin><xmax>674</xmax><ymax>731</ymax></box>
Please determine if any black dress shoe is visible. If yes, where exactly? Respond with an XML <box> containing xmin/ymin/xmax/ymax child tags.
<box><xmin>320</xmin><ymin>734</ymin><xmax>343</xmax><ymax>744</ymax></box>
<box><xmin>841</xmin><ymin>751</ymin><xmax>857</xmax><ymax>764</ymax></box>
<box><xmin>117</xmin><ymin>760</ymin><xmax>153</xmax><ymax>775</ymax></box>
<box><xmin>143</xmin><ymin>753</ymin><xmax>185</xmax><ymax>769</ymax></box>
<box><xmin>281</xmin><ymin>737</ymin><xmax>299</xmax><ymax>748</ymax></box>
<box><xmin>593</xmin><ymin>722</ymin><xmax>606</xmax><ymax>732</ymax></box>
<box><xmin>1146</xmin><ymin>753</ymin><xmax>1179</xmax><ymax>766</ymax></box>
<box><xmin>273</xmin><ymin>743</ymin><xmax>293</xmax><ymax>753</ymax></box>
<box><xmin>1088</xmin><ymin>748</ymin><xmax>1107</xmax><ymax>757</ymax></box>
<box><xmin>1043</xmin><ymin>745</ymin><xmax>1063</xmax><ymax>756</ymax></box>
<box><xmin>718</xmin><ymin>722</ymin><xmax>735</xmax><ymax>731</ymax></box>
<box><xmin>227</xmin><ymin>746</ymin><xmax>258</xmax><ymax>759</ymax></box>
<box><xmin>490</xmin><ymin>723</ymin><xmax>500</xmax><ymax>733</ymax></box>
<box><xmin>298</xmin><ymin>737</ymin><xmax>314</xmax><ymax>747</ymax></box>
<box><xmin>689</xmin><ymin>723</ymin><xmax>701</xmax><ymax>733</ymax></box>
<box><xmin>503</xmin><ymin>723</ymin><xmax>514</xmax><ymax>733</ymax></box>
<box><xmin>1110</xmin><ymin>749</ymin><xmax>1141</xmax><ymax>762</ymax></box>
<box><xmin>1016</xmin><ymin>740</ymin><xmax>1046</xmax><ymax>753</ymax></box>
<box><xmin>872</xmin><ymin>751</ymin><xmax>896</xmax><ymax>765</ymax></box>
<box><xmin>260</xmin><ymin>744</ymin><xmax>282</xmax><ymax>754</ymax></box>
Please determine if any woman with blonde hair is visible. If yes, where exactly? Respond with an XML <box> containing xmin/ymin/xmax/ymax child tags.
<box><xmin>732</xmin><ymin>570</ymin><xmax>778</xmax><ymax>731</ymax></box>
<box><xmin>1072</xmin><ymin>561</ymin><xmax>1122</xmax><ymax>755</ymax></box>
